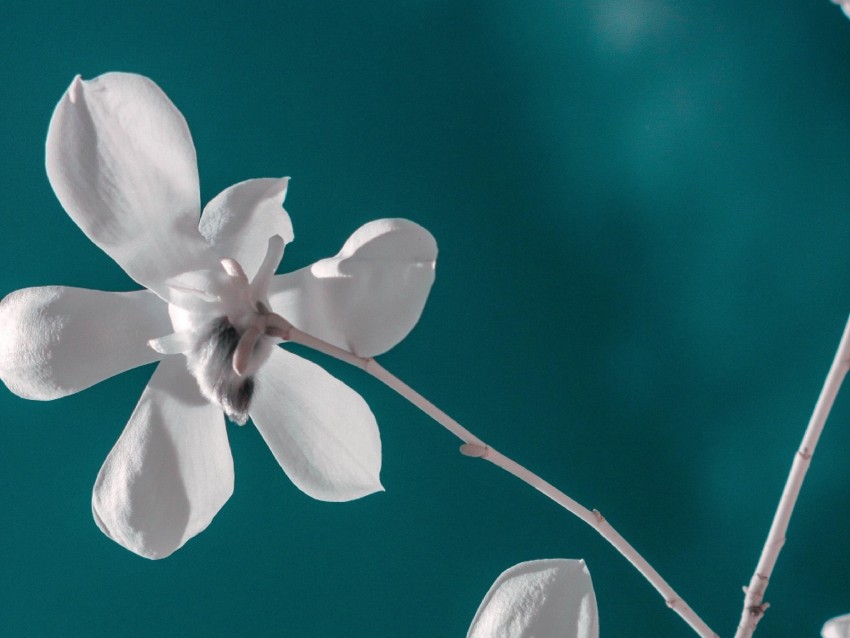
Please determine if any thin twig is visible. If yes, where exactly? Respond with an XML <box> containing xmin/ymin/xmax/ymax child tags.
<box><xmin>734</xmin><ymin>315</ymin><xmax>850</xmax><ymax>638</ymax></box>
<box><xmin>267</xmin><ymin>317</ymin><xmax>718</xmax><ymax>638</ymax></box>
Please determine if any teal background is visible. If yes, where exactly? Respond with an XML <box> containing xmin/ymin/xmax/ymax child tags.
<box><xmin>3</xmin><ymin>1</ymin><xmax>850</xmax><ymax>636</ymax></box>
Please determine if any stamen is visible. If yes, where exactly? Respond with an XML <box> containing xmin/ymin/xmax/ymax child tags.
<box><xmin>251</xmin><ymin>235</ymin><xmax>285</xmax><ymax>302</ymax></box>
<box><xmin>221</xmin><ymin>258</ymin><xmax>249</xmax><ymax>284</ymax></box>
<box><xmin>232</xmin><ymin>326</ymin><xmax>262</xmax><ymax>377</ymax></box>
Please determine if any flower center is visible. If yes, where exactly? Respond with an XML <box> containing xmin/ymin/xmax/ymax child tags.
<box><xmin>148</xmin><ymin>236</ymin><xmax>288</xmax><ymax>425</ymax></box>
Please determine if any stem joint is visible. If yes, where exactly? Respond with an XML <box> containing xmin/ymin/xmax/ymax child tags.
<box><xmin>459</xmin><ymin>443</ymin><xmax>489</xmax><ymax>458</ymax></box>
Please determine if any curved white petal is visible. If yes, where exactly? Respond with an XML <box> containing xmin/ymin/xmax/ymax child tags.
<box><xmin>0</xmin><ymin>286</ymin><xmax>170</xmax><ymax>400</ymax></box>
<box><xmin>824</xmin><ymin>614</ymin><xmax>850</xmax><ymax>638</ymax></box>
<box><xmin>250</xmin><ymin>347</ymin><xmax>382</xmax><ymax>501</ymax></box>
<box><xmin>200</xmin><ymin>178</ymin><xmax>294</xmax><ymax>279</ymax></box>
<box><xmin>92</xmin><ymin>357</ymin><xmax>233</xmax><ymax>559</ymax></box>
<box><xmin>268</xmin><ymin>218</ymin><xmax>437</xmax><ymax>357</ymax></box>
<box><xmin>468</xmin><ymin>559</ymin><xmax>599</xmax><ymax>638</ymax></box>
<box><xmin>45</xmin><ymin>73</ymin><xmax>220</xmax><ymax>298</ymax></box>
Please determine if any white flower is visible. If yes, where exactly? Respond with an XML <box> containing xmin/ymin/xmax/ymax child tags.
<box><xmin>0</xmin><ymin>72</ymin><xmax>437</xmax><ymax>559</ymax></box>
<box><xmin>467</xmin><ymin>559</ymin><xmax>599</xmax><ymax>638</ymax></box>
<box><xmin>824</xmin><ymin>614</ymin><xmax>850</xmax><ymax>638</ymax></box>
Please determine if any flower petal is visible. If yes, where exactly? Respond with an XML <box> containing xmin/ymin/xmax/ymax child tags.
<box><xmin>268</xmin><ymin>218</ymin><xmax>437</xmax><ymax>357</ymax></box>
<box><xmin>250</xmin><ymin>347</ymin><xmax>382</xmax><ymax>501</ymax></box>
<box><xmin>824</xmin><ymin>614</ymin><xmax>850</xmax><ymax>638</ymax></box>
<box><xmin>92</xmin><ymin>356</ymin><xmax>233</xmax><ymax>559</ymax></box>
<box><xmin>468</xmin><ymin>559</ymin><xmax>599</xmax><ymax>638</ymax></box>
<box><xmin>833</xmin><ymin>0</ymin><xmax>850</xmax><ymax>20</ymax></box>
<box><xmin>0</xmin><ymin>286</ymin><xmax>170</xmax><ymax>400</ymax></box>
<box><xmin>45</xmin><ymin>73</ymin><xmax>220</xmax><ymax>298</ymax></box>
<box><xmin>199</xmin><ymin>178</ymin><xmax>294</xmax><ymax>280</ymax></box>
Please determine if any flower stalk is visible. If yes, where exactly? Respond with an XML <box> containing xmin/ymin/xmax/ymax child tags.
<box><xmin>734</xmin><ymin>315</ymin><xmax>850</xmax><ymax>638</ymax></box>
<box><xmin>268</xmin><ymin>315</ymin><xmax>719</xmax><ymax>638</ymax></box>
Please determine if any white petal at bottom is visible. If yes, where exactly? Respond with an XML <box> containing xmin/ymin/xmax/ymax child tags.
<box><xmin>468</xmin><ymin>559</ymin><xmax>599</xmax><ymax>638</ymax></box>
<box><xmin>250</xmin><ymin>347</ymin><xmax>383</xmax><ymax>502</ymax></box>
<box><xmin>92</xmin><ymin>356</ymin><xmax>233</xmax><ymax>559</ymax></box>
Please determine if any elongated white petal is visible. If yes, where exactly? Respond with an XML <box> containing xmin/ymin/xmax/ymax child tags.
<box><xmin>0</xmin><ymin>287</ymin><xmax>170</xmax><ymax>400</ymax></box>
<box><xmin>468</xmin><ymin>559</ymin><xmax>599</xmax><ymax>638</ymax></box>
<box><xmin>92</xmin><ymin>357</ymin><xmax>233</xmax><ymax>559</ymax></box>
<box><xmin>824</xmin><ymin>614</ymin><xmax>850</xmax><ymax>638</ymax></box>
<box><xmin>200</xmin><ymin>178</ymin><xmax>293</xmax><ymax>280</ymax></box>
<box><xmin>250</xmin><ymin>347</ymin><xmax>382</xmax><ymax>501</ymax></box>
<box><xmin>45</xmin><ymin>73</ymin><xmax>220</xmax><ymax>298</ymax></box>
<box><xmin>268</xmin><ymin>218</ymin><xmax>436</xmax><ymax>357</ymax></box>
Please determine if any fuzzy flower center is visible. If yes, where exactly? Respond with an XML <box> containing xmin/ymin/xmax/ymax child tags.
<box><xmin>149</xmin><ymin>236</ymin><xmax>289</xmax><ymax>425</ymax></box>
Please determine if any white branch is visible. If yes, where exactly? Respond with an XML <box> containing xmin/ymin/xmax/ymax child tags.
<box><xmin>734</xmin><ymin>315</ymin><xmax>850</xmax><ymax>638</ymax></box>
<box><xmin>270</xmin><ymin>317</ymin><xmax>718</xmax><ymax>638</ymax></box>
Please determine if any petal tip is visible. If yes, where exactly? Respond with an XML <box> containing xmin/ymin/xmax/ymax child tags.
<box><xmin>69</xmin><ymin>74</ymin><xmax>83</xmax><ymax>104</ymax></box>
<box><xmin>362</xmin><ymin>474</ymin><xmax>386</xmax><ymax>497</ymax></box>
<box><xmin>273</xmin><ymin>176</ymin><xmax>290</xmax><ymax>204</ymax></box>
<box><xmin>147</xmin><ymin>338</ymin><xmax>166</xmax><ymax>354</ymax></box>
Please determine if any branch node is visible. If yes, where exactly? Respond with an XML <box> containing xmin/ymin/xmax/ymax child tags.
<box><xmin>797</xmin><ymin>447</ymin><xmax>812</xmax><ymax>460</ymax></box>
<box><xmin>459</xmin><ymin>443</ymin><xmax>489</xmax><ymax>458</ymax></box>
<box><xmin>747</xmin><ymin>601</ymin><xmax>770</xmax><ymax>617</ymax></box>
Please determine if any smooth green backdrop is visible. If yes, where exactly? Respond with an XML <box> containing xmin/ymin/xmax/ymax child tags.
<box><xmin>3</xmin><ymin>1</ymin><xmax>850</xmax><ymax>636</ymax></box>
